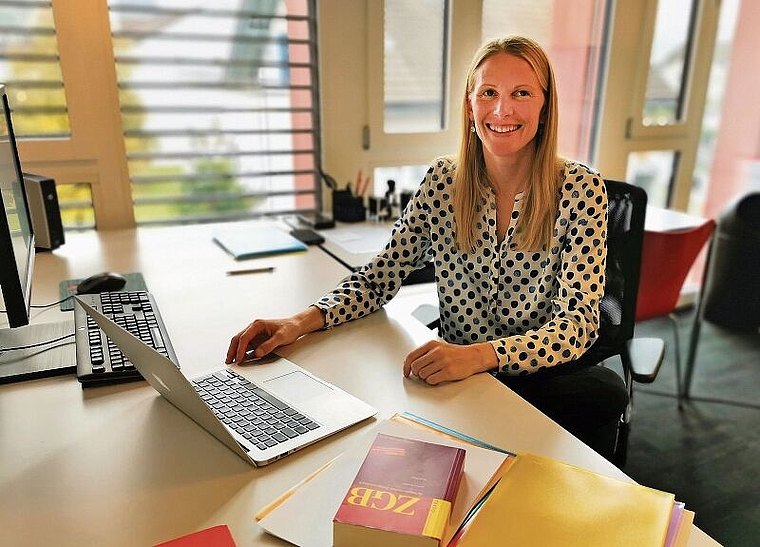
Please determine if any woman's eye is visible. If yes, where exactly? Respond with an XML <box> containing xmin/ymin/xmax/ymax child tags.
<box><xmin>515</xmin><ymin>89</ymin><xmax>531</xmax><ymax>97</ymax></box>
<box><xmin>482</xmin><ymin>89</ymin><xmax>496</xmax><ymax>97</ymax></box>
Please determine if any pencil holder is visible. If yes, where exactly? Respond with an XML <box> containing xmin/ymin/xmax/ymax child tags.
<box><xmin>332</xmin><ymin>189</ymin><xmax>366</xmax><ymax>222</ymax></box>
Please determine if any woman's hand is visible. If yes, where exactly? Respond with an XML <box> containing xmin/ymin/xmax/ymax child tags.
<box><xmin>403</xmin><ymin>340</ymin><xmax>497</xmax><ymax>385</ymax></box>
<box><xmin>226</xmin><ymin>306</ymin><xmax>326</xmax><ymax>364</ymax></box>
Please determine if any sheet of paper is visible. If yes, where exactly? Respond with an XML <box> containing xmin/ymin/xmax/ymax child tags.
<box><xmin>322</xmin><ymin>225</ymin><xmax>393</xmax><ymax>254</ymax></box>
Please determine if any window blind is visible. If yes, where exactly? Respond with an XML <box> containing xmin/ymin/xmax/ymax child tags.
<box><xmin>108</xmin><ymin>0</ymin><xmax>322</xmax><ymax>225</ymax></box>
<box><xmin>0</xmin><ymin>0</ymin><xmax>69</xmax><ymax>138</ymax></box>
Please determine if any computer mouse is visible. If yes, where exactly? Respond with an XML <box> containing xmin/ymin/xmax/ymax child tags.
<box><xmin>76</xmin><ymin>272</ymin><xmax>127</xmax><ymax>294</ymax></box>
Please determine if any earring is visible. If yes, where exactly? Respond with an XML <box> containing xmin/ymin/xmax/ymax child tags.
<box><xmin>470</xmin><ymin>124</ymin><xmax>476</xmax><ymax>133</ymax></box>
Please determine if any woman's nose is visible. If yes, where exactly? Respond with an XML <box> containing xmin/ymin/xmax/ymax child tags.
<box><xmin>493</xmin><ymin>97</ymin><xmax>513</xmax><ymax>117</ymax></box>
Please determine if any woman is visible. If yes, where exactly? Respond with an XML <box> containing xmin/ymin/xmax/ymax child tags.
<box><xmin>227</xmin><ymin>37</ymin><xmax>627</xmax><ymax>455</ymax></box>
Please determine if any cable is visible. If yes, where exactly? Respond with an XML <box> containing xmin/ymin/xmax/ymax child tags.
<box><xmin>30</xmin><ymin>295</ymin><xmax>74</xmax><ymax>308</ymax></box>
<box><xmin>0</xmin><ymin>332</ymin><xmax>76</xmax><ymax>356</ymax></box>
<box><xmin>1</xmin><ymin>295</ymin><xmax>73</xmax><ymax>314</ymax></box>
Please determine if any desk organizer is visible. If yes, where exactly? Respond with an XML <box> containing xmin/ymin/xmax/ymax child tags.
<box><xmin>332</xmin><ymin>189</ymin><xmax>366</xmax><ymax>222</ymax></box>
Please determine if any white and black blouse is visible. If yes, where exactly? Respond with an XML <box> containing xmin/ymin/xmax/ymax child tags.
<box><xmin>314</xmin><ymin>157</ymin><xmax>608</xmax><ymax>376</ymax></box>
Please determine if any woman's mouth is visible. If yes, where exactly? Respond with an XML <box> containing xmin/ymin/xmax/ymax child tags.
<box><xmin>487</xmin><ymin>123</ymin><xmax>521</xmax><ymax>133</ymax></box>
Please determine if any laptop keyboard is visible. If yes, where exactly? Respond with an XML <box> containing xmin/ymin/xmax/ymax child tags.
<box><xmin>74</xmin><ymin>291</ymin><xmax>179</xmax><ymax>386</ymax></box>
<box><xmin>192</xmin><ymin>369</ymin><xmax>320</xmax><ymax>451</ymax></box>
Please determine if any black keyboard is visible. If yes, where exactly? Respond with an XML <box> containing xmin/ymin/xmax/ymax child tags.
<box><xmin>74</xmin><ymin>291</ymin><xmax>179</xmax><ymax>387</ymax></box>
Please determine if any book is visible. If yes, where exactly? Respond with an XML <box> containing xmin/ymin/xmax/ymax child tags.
<box><xmin>332</xmin><ymin>433</ymin><xmax>466</xmax><ymax>547</ymax></box>
<box><xmin>154</xmin><ymin>524</ymin><xmax>236</xmax><ymax>546</ymax></box>
<box><xmin>213</xmin><ymin>224</ymin><xmax>307</xmax><ymax>260</ymax></box>
<box><xmin>449</xmin><ymin>452</ymin><xmax>678</xmax><ymax>547</ymax></box>
<box><xmin>255</xmin><ymin>414</ymin><xmax>514</xmax><ymax>547</ymax></box>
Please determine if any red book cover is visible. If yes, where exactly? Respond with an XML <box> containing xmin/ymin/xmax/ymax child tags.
<box><xmin>333</xmin><ymin>433</ymin><xmax>466</xmax><ymax>547</ymax></box>
<box><xmin>154</xmin><ymin>524</ymin><xmax>237</xmax><ymax>547</ymax></box>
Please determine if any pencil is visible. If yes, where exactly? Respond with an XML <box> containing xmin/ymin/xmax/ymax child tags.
<box><xmin>356</xmin><ymin>173</ymin><xmax>370</xmax><ymax>197</ymax></box>
<box><xmin>226</xmin><ymin>266</ymin><xmax>275</xmax><ymax>276</ymax></box>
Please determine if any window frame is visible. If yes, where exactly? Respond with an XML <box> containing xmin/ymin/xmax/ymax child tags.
<box><xmin>595</xmin><ymin>0</ymin><xmax>720</xmax><ymax>210</ymax></box>
<box><xmin>13</xmin><ymin>0</ymin><xmax>133</xmax><ymax>229</ymax></box>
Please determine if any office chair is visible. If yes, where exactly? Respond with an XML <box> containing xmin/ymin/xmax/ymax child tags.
<box><xmin>571</xmin><ymin>179</ymin><xmax>653</xmax><ymax>465</ymax></box>
<box><xmin>635</xmin><ymin>218</ymin><xmax>716</xmax><ymax>406</ymax></box>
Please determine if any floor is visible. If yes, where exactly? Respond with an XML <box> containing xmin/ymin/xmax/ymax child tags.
<box><xmin>613</xmin><ymin>310</ymin><xmax>760</xmax><ymax>547</ymax></box>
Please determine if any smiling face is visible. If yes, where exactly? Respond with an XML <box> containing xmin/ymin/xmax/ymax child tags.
<box><xmin>467</xmin><ymin>51</ymin><xmax>546</xmax><ymax>172</ymax></box>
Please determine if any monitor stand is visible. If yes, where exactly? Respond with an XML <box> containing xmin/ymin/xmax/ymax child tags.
<box><xmin>0</xmin><ymin>320</ymin><xmax>76</xmax><ymax>384</ymax></box>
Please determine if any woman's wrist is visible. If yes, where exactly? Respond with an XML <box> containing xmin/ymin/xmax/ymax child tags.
<box><xmin>474</xmin><ymin>342</ymin><xmax>499</xmax><ymax>374</ymax></box>
<box><xmin>297</xmin><ymin>305</ymin><xmax>327</xmax><ymax>335</ymax></box>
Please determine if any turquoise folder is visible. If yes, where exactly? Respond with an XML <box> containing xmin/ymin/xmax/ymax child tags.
<box><xmin>213</xmin><ymin>225</ymin><xmax>307</xmax><ymax>260</ymax></box>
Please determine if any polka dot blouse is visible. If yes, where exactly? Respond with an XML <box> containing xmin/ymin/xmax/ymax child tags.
<box><xmin>314</xmin><ymin>157</ymin><xmax>608</xmax><ymax>376</ymax></box>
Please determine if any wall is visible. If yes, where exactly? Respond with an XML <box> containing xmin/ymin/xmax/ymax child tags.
<box><xmin>316</xmin><ymin>0</ymin><xmax>370</xmax><ymax>190</ymax></box>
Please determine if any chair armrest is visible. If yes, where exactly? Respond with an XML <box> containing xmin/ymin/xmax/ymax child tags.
<box><xmin>625</xmin><ymin>337</ymin><xmax>666</xmax><ymax>383</ymax></box>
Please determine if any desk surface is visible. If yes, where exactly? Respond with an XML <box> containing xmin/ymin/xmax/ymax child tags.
<box><xmin>646</xmin><ymin>205</ymin><xmax>707</xmax><ymax>233</ymax></box>
<box><xmin>0</xmin><ymin>221</ymin><xmax>718</xmax><ymax>546</ymax></box>
<box><xmin>318</xmin><ymin>206</ymin><xmax>709</xmax><ymax>270</ymax></box>
<box><xmin>317</xmin><ymin>222</ymin><xmax>392</xmax><ymax>270</ymax></box>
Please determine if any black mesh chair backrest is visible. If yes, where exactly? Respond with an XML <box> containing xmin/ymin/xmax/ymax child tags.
<box><xmin>579</xmin><ymin>179</ymin><xmax>647</xmax><ymax>364</ymax></box>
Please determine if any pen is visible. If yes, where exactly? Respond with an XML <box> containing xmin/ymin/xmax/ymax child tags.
<box><xmin>226</xmin><ymin>266</ymin><xmax>275</xmax><ymax>276</ymax></box>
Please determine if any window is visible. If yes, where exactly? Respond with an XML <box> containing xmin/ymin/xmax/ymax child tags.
<box><xmin>0</xmin><ymin>0</ymin><xmax>321</xmax><ymax>230</ymax></box>
<box><xmin>108</xmin><ymin>0</ymin><xmax>321</xmax><ymax>225</ymax></box>
<box><xmin>0</xmin><ymin>0</ymin><xmax>94</xmax><ymax>228</ymax></box>
<box><xmin>597</xmin><ymin>0</ymin><xmax>722</xmax><ymax>210</ymax></box>
<box><xmin>642</xmin><ymin>0</ymin><xmax>697</xmax><ymax>126</ymax></box>
<box><xmin>383</xmin><ymin>0</ymin><xmax>449</xmax><ymax>134</ymax></box>
<box><xmin>626</xmin><ymin>150</ymin><xmax>679</xmax><ymax>207</ymax></box>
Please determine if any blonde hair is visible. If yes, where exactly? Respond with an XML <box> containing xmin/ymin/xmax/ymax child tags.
<box><xmin>453</xmin><ymin>36</ymin><xmax>564</xmax><ymax>253</ymax></box>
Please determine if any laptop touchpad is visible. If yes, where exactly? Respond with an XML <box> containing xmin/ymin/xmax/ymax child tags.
<box><xmin>264</xmin><ymin>371</ymin><xmax>333</xmax><ymax>403</ymax></box>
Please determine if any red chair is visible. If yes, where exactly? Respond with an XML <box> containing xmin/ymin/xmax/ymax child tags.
<box><xmin>634</xmin><ymin>218</ymin><xmax>716</xmax><ymax>404</ymax></box>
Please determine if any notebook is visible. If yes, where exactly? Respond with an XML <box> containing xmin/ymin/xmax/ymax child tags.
<box><xmin>74</xmin><ymin>296</ymin><xmax>376</xmax><ymax>466</ymax></box>
<box><xmin>213</xmin><ymin>225</ymin><xmax>307</xmax><ymax>260</ymax></box>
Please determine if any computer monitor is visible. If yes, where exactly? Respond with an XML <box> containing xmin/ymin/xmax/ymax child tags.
<box><xmin>0</xmin><ymin>83</ymin><xmax>75</xmax><ymax>383</ymax></box>
<box><xmin>0</xmin><ymin>83</ymin><xmax>35</xmax><ymax>328</ymax></box>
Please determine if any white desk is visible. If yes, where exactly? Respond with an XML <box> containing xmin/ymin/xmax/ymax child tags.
<box><xmin>646</xmin><ymin>205</ymin><xmax>707</xmax><ymax>233</ymax></box>
<box><xmin>317</xmin><ymin>222</ymin><xmax>396</xmax><ymax>271</ymax></box>
<box><xmin>318</xmin><ymin>207</ymin><xmax>709</xmax><ymax>271</ymax></box>
<box><xmin>0</xmin><ymin>222</ymin><xmax>718</xmax><ymax>546</ymax></box>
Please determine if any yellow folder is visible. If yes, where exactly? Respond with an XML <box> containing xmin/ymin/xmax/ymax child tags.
<box><xmin>453</xmin><ymin>453</ymin><xmax>675</xmax><ymax>547</ymax></box>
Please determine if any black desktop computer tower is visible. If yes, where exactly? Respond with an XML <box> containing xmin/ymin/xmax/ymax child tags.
<box><xmin>22</xmin><ymin>172</ymin><xmax>65</xmax><ymax>251</ymax></box>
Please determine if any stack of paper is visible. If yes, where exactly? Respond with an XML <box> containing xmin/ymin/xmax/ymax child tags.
<box><xmin>449</xmin><ymin>452</ymin><xmax>681</xmax><ymax>546</ymax></box>
<box><xmin>256</xmin><ymin>412</ymin><xmax>692</xmax><ymax>547</ymax></box>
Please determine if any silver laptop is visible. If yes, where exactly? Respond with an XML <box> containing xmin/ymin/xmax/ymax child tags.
<box><xmin>75</xmin><ymin>296</ymin><xmax>376</xmax><ymax>466</ymax></box>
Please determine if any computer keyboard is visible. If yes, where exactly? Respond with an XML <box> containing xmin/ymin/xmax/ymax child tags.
<box><xmin>74</xmin><ymin>291</ymin><xmax>179</xmax><ymax>387</ymax></box>
<box><xmin>192</xmin><ymin>369</ymin><xmax>321</xmax><ymax>450</ymax></box>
